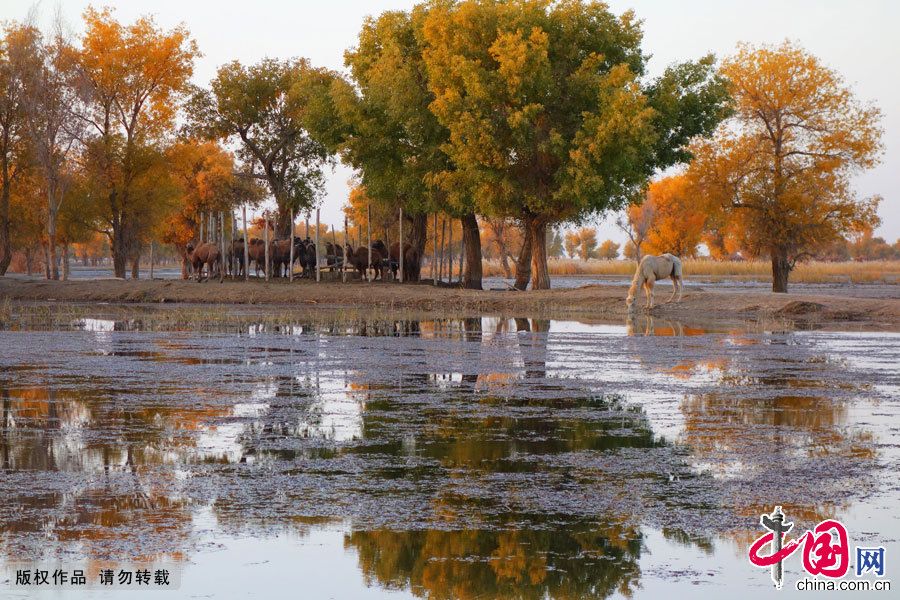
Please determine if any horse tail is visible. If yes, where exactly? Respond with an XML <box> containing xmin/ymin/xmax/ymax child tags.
<box><xmin>626</xmin><ymin>259</ymin><xmax>645</xmax><ymax>306</ymax></box>
<box><xmin>671</xmin><ymin>255</ymin><xmax>683</xmax><ymax>279</ymax></box>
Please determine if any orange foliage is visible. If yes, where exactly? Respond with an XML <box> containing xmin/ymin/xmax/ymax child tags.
<box><xmin>688</xmin><ymin>42</ymin><xmax>882</xmax><ymax>288</ymax></box>
<box><xmin>642</xmin><ymin>175</ymin><xmax>708</xmax><ymax>258</ymax></box>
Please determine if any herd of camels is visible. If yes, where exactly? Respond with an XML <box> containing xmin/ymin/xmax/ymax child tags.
<box><xmin>184</xmin><ymin>237</ymin><xmax>682</xmax><ymax>312</ymax></box>
<box><xmin>185</xmin><ymin>237</ymin><xmax>419</xmax><ymax>284</ymax></box>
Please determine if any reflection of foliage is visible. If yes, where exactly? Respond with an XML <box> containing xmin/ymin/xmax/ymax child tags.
<box><xmin>347</xmin><ymin>519</ymin><xmax>643</xmax><ymax>600</ymax></box>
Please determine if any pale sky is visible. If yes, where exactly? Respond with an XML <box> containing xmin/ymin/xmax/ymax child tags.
<box><xmin>5</xmin><ymin>0</ymin><xmax>898</xmax><ymax>245</ymax></box>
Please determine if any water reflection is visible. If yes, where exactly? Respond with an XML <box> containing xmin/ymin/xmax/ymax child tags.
<box><xmin>346</xmin><ymin>520</ymin><xmax>642</xmax><ymax>600</ymax></box>
<box><xmin>0</xmin><ymin>313</ymin><xmax>896</xmax><ymax>597</ymax></box>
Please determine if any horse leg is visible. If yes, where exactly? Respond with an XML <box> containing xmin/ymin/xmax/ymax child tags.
<box><xmin>645</xmin><ymin>279</ymin><xmax>655</xmax><ymax>310</ymax></box>
<box><xmin>666</xmin><ymin>276</ymin><xmax>679</xmax><ymax>303</ymax></box>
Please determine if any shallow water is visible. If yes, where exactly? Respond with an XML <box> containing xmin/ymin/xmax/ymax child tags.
<box><xmin>1</xmin><ymin>312</ymin><xmax>898</xmax><ymax>598</ymax></box>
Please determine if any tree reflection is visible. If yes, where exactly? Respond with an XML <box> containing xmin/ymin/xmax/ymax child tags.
<box><xmin>346</xmin><ymin>518</ymin><xmax>643</xmax><ymax>599</ymax></box>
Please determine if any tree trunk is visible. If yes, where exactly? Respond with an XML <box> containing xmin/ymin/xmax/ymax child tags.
<box><xmin>771</xmin><ymin>248</ymin><xmax>791</xmax><ymax>293</ymax></box>
<box><xmin>275</xmin><ymin>208</ymin><xmax>291</xmax><ymax>239</ymax></box>
<box><xmin>111</xmin><ymin>214</ymin><xmax>128</xmax><ymax>279</ymax></box>
<box><xmin>42</xmin><ymin>243</ymin><xmax>50</xmax><ymax>279</ymax></box>
<box><xmin>62</xmin><ymin>243</ymin><xmax>69</xmax><ymax>281</ymax></box>
<box><xmin>406</xmin><ymin>213</ymin><xmax>427</xmax><ymax>281</ymax></box>
<box><xmin>181</xmin><ymin>250</ymin><xmax>190</xmax><ymax>280</ymax></box>
<box><xmin>0</xmin><ymin>173</ymin><xmax>10</xmax><ymax>276</ymax></box>
<box><xmin>461</xmin><ymin>212</ymin><xmax>482</xmax><ymax>290</ymax></box>
<box><xmin>528</xmin><ymin>217</ymin><xmax>550</xmax><ymax>290</ymax></box>
<box><xmin>514</xmin><ymin>223</ymin><xmax>532</xmax><ymax>291</ymax></box>
<box><xmin>47</xmin><ymin>200</ymin><xmax>59</xmax><ymax>280</ymax></box>
<box><xmin>130</xmin><ymin>253</ymin><xmax>140</xmax><ymax>279</ymax></box>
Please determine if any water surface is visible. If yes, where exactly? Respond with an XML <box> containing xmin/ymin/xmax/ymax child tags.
<box><xmin>1</xmin><ymin>312</ymin><xmax>897</xmax><ymax>598</ymax></box>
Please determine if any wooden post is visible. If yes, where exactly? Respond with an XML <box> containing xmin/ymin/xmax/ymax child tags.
<box><xmin>315</xmin><ymin>208</ymin><xmax>321</xmax><ymax>282</ymax></box>
<box><xmin>438</xmin><ymin>217</ymin><xmax>446</xmax><ymax>284</ymax></box>
<box><xmin>366</xmin><ymin>203</ymin><xmax>372</xmax><ymax>282</ymax></box>
<box><xmin>448</xmin><ymin>218</ymin><xmax>454</xmax><ymax>286</ymax></box>
<box><xmin>343</xmin><ymin>216</ymin><xmax>348</xmax><ymax>283</ymax></box>
<box><xmin>242</xmin><ymin>204</ymin><xmax>249</xmax><ymax>281</ymax></box>
<box><xmin>231</xmin><ymin>212</ymin><xmax>237</xmax><ymax>279</ymax></box>
<box><xmin>289</xmin><ymin>208</ymin><xmax>295</xmax><ymax>282</ymax></box>
<box><xmin>398</xmin><ymin>207</ymin><xmax>404</xmax><ymax>283</ymax></box>
<box><xmin>331</xmin><ymin>226</ymin><xmax>337</xmax><ymax>280</ymax></box>
<box><xmin>199</xmin><ymin>212</ymin><xmax>204</xmax><ymax>244</ymax></box>
<box><xmin>305</xmin><ymin>215</ymin><xmax>309</xmax><ymax>239</ymax></box>
<box><xmin>264</xmin><ymin>212</ymin><xmax>270</xmax><ymax>282</ymax></box>
<box><xmin>457</xmin><ymin>220</ymin><xmax>464</xmax><ymax>283</ymax></box>
<box><xmin>219</xmin><ymin>211</ymin><xmax>225</xmax><ymax>281</ymax></box>
<box><xmin>432</xmin><ymin>213</ymin><xmax>438</xmax><ymax>285</ymax></box>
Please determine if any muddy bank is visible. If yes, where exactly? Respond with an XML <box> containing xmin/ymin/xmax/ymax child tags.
<box><xmin>2</xmin><ymin>276</ymin><xmax>899</xmax><ymax>330</ymax></box>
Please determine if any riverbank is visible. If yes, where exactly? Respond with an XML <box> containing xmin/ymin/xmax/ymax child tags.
<box><xmin>2</xmin><ymin>276</ymin><xmax>899</xmax><ymax>330</ymax></box>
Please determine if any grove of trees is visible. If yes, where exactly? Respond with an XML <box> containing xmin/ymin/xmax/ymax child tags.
<box><xmin>0</xmin><ymin>3</ymin><xmax>887</xmax><ymax>293</ymax></box>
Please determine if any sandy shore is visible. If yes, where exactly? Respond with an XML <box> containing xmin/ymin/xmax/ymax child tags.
<box><xmin>3</xmin><ymin>275</ymin><xmax>899</xmax><ymax>330</ymax></box>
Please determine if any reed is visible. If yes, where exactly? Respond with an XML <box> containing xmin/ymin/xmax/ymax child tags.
<box><xmin>480</xmin><ymin>258</ymin><xmax>900</xmax><ymax>283</ymax></box>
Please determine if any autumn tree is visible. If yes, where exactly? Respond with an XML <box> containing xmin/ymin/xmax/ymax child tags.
<box><xmin>546</xmin><ymin>227</ymin><xmax>564</xmax><ymax>258</ymax></box>
<box><xmin>689</xmin><ymin>42</ymin><xmax>882</xmax><ymax>292</ymax></box>
<box><xmin>161</xmin><ymin>140</ymin><xmax>263</xmax><ymax>277</ymax></box>
<box><xmin>420</xmin><ymin>0</ymin><xmax>730</xmax><ymax>289</ymax></box>
<box><xmin>188</xmin><ymin>58</ymin><xmax>335</xmax><ymax>238</ymax></box>
<box><xmin>343</xmin><ymin>183</ymin><xmax>403</xmax><ymax>247</ymax></box>
<box><xmin>597</xmin><ymin>239</ymin><xmax>620</xmax><ymax>260</ymax></box>
<box><xmin>17</xmin><ymin>19</ymin><xmax>83</xmax><ymax>280</ymax></box>
<box><xmin>75</xmin><ymin>7</ymin><xmax>198</xmax><ymax>278</ymax></box>
<box><xmin>481</xmin><ymin>217</ymin><xmax>522</xmax><ymax>278</ymax></box>
<box><xmin>563</xmin><ymin>230</ymin><xmax>578</xmax><ymax>259</ymax></box>
<box><xmin>617</xmin><ymin>198</ymin><xmax>655</xmax><ymax>262</ymax></box>
<box><xmin>849</xmin><ymin>226</ymin><xmax>899</xmax><ymax>261</ymax></box>
<box><xmin>641</xmin><ymin>175</ymin><xmax>707</xmax><ymax>257</ymax></box>
<box><xmin>0</xmin><ymin>23</ymin><xmax>30</xmax><ymax>275</ymax></box>
<box><xmin>8</xmin><ymin>170</ymin><xmax>46</xmax><ymax>274</ymax></box>
<box><xmin>566</xmin><ymin>227</ymin><xmax>598</xmax><ymax>260</ymax></box>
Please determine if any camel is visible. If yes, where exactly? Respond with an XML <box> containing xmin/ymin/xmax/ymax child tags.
<box><xmin>625</xmin><ymin>253</ymin><xmax>683</xmax><ymax>312</ymax></box>
<box><xmin>186</xmin><ymin>242</ymin><xmax>223</xmax><ymax>282</ymax></box>
<box><xmin>346</xmin><ymin>241</ymin><xmax>387</xmax><ymax>281</ymax></box>
<box><xmin>245</xmin><ymin>238</ymin><xmax>271</xmax><ymax>277</ymax></box>
<box><xmin>389</xmin><ymin>241</ymin><xmax>420</xmax><ymax>282</ymax></box>
<box><xmin>271</xmin><ymin>238</ymin><xmax>305</xmax><ymax>278</ymax></box>
<box><xmin>298</xmin><ymin>238</ymin><xmax>317</xmax><ymax>278</ymax></box>
<box><xmin>228</xmin><ymin>238</ymin><xmax>247</xmax><ymax>278</ymax></box>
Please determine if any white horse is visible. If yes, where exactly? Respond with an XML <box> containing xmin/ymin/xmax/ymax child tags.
<box><xmin>625</xmin><ymin>253</ymin><xmax>683</xmax><ymax>312</ymax></box>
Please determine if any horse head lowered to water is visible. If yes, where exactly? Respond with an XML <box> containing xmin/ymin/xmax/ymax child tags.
<box><xmin>625</xmin><ymin>253</ymin><xmax>683</xmax><ymax>312</ymax></box>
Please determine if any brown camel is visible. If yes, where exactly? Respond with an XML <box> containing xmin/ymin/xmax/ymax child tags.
<box><xmin>346</xmin><ymin>242</ymin><xmax>387</xmax><ymax>281</ymax></box>
<box><xmin>246</xmin><ymin>238</ymin><xmax>271</xmax><ymax>277</ymax></box>
<box><xmin>186</xmin><ymin>242</ymin><xmax>223</xmax><ymax>282</ymax></box>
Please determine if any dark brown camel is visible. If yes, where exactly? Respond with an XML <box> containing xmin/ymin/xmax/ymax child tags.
<box><xmin>271</xmin><ymin>238</ymin><xmax>306</xmax><ymax>278</ymax></box>
<box><xmin>346</xmin><ymin>241</ymin><xmax>387</xmax><ymax>281</ymax></box>
<box><xmin>228</xmin><ymin>239</ymin><xmax>246</xmax><ymax>278</ymax></box>
<box><xmin>389</xmin><ymin>242</ymin><xmax>420</xmax><ymax>282</ymax></box>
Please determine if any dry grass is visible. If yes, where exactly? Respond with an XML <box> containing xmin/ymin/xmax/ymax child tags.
<box><xmin>480</xmin><ymin>258</ymin><xmax>900</xmax><ymax>283</ymax></box>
